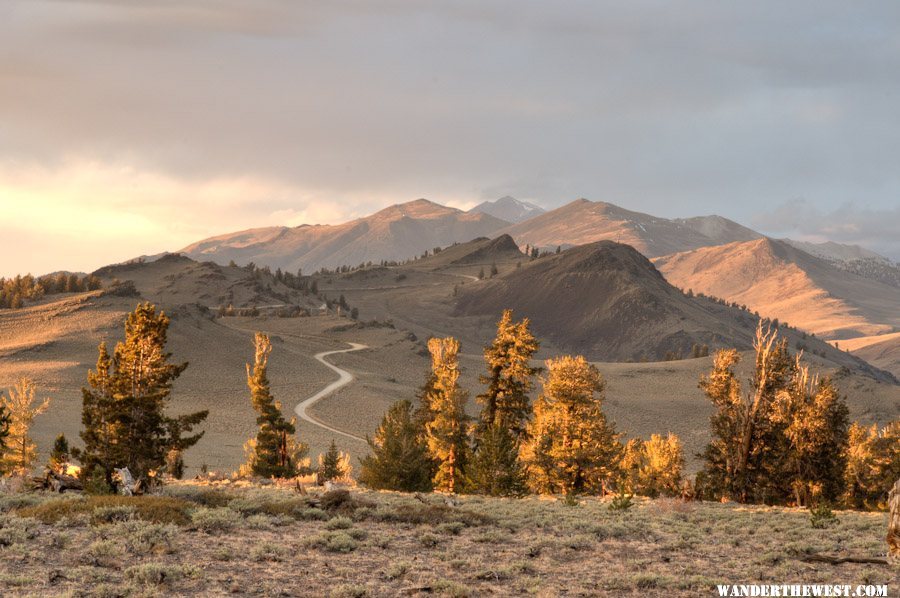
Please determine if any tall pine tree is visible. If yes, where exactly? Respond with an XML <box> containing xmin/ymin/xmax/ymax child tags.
<box><xmin>771</xmin><ymin>362</ymin><xmax>849</xmax><ymax>506</ymax></box>
<box><xmin>469</xmin><ymin>310</ymin><xmax>537</xmax><ymax>496</ymax></box>
<box><xmin>0</xmin><ymin>378</ymin><xmax>49</xmax><ymax>476</ymax></box>
<box><xmin>697</xmin><ymin>323</ymin><xmax>794</xmax><ymax>503</ymax></box>
<box><xmin>359</xmin><ymin>400</ymin><xmax>434</xmax><ymax>492</ymax></box>
<box><xmin>423</xmin><ymin>337</ymin><xmax>470</xmax><ymax>493</ymax></box>
<box><xmin>78</xmin><ymin>303</ymin><xmax>208</xmax><ymax>486</ymax></box>
<box><xmin>242</xmin><ymin>332</ymin><xmax>308</xmax><ymax>478</ymax></box>
<box><xmin>521</xmin><ymin>355</ymin><xmax>621</xmax><ymax>495</ymax></box>
<box><xmin>475</xmin><ymin>309</ymin><xmax>539</xmax><ymax>438</ymax></box>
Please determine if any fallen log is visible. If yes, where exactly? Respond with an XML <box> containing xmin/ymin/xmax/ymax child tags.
<box><xmin>31</xmin><ymin>470</ymin><xmax>83</xmax><ymax>493</ymax></box>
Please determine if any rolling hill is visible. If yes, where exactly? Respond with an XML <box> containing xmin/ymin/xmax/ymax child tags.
<box><xmin>841</xmin><ymin>332</ymin><xmax>900</xmax><ymax>379</ymax></box>
<box><xmin>181</xmin><ymin>199</ymin><xmax>509</xmax><ymax>273</ymax></box>
<box><xmin>498</xmin><ymin>198</ymin><xmax>762</xmax><ymax>257</ymax></box>
<box><xmin>653</xmin><ymin>238</ymin><xmax>900</xmax><ymax>340</ymax></box>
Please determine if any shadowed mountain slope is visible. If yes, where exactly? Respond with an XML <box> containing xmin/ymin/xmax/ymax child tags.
<box><xmin>455</xmin><ymin>241</ymin><xmax>757</xmax><ymax>361</ymax></box>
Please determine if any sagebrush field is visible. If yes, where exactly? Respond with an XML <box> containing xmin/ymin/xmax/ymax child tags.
<box><xmin>0</xmin><ymin>481</ymin><xmax>896</xmax><ymax>597</ymax></box>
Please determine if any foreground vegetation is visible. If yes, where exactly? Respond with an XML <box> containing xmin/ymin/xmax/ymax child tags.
<box><xmin>0</xmin><ymin>481</ymin><xmax>895</xmax><ymax>597</ymax></box>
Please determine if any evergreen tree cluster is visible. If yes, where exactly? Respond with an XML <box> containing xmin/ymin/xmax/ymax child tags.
<box><xmin>696</xmin><ymin>322</ymin><xmax>897</xmax><ymax>509</ymax></box>
<box><xmin>0</xmin><ymin>273</ymin><xmax>102</xmax><ymax>309</ymax></box>
<box><xmin>360</xmin><ymin>310</ymin><xmax>669</xmax><ymax>498</ymax></box>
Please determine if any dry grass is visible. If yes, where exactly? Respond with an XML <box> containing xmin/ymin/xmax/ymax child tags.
<box><xmin>0</xmin><ymin>482</ymin><xmax>896</xmax><ymax>596</ymax></box>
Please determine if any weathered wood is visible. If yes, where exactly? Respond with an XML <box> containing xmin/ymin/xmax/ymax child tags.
<box><xmin>31</xmin><ymin>470</ymin><xmax>83</xmax><ymax>493</ymax></box>
<box><xmin>113</xmin><ymin>467</ymin><xmax>143</xmax><ymax>495</ymax></box>
<box><xmin>888</xmin><ymin>478</ymin><xmax>900</xmax><ymax>560</ymax></box>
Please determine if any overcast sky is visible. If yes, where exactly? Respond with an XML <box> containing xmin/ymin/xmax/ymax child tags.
<box><xmin>1</xmin><ymin>1</ymin><xmax>899</xmax><ymax>276</ymax></box>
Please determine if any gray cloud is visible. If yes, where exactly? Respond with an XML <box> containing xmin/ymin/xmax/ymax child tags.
<box><xmin>753</xmin><ymin>200</ymin><xmax>900</xmax><ymax>261</ymax></box>
<box><xmin>1</xmin><ymin>0</ymin><xmax>899</xmax><ymax>272</ymax></box>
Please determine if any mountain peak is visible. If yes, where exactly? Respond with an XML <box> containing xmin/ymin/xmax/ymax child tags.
<box><xmin>372</xmin><ymin>198</ymin><xmax>460</xmax><ymax>220</ymax></box>
<box><xmin>468</xmin><ymin>196</ymin><xmax>544</xmax><ymax>223</ymax></box>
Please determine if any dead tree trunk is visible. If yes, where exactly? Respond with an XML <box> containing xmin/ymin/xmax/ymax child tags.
<box><xmin>888</xmin><ymin>478</ymin><xmax>900</xmax><ymax>561</ymax></box>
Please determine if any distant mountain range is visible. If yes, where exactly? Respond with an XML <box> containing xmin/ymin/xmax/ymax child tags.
<box><xmin>177</xmin><ymin>196</ymin><xmax>898</xmax><ymax>353</ymax></box>
<box><xmin>467</xmin><ymin>196</ymin><xmax>545</xmax><ymax>223</ymax></box>
<box><xmin>497</xmin><ymin>199</ymin><xmax>762</xmax><ymax>257</ymax></box>
<box><xmin>181</xmin><ymin>199</ymin><xmax>507</xmax><ymax>273</ymax></box>
<box><xmin>181</xmin><ymin>196</ymin><xmax>767</xmax><ymax>271</ymax></box>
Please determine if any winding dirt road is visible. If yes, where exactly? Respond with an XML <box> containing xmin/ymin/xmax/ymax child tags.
<box><xmin>294</xmin><ymin>343</ymin><xmax>368</xmax><ymax>443</ymax></box>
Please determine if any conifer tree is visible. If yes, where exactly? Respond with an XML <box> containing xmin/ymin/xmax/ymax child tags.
<box><xmin>621</xmin><ymin>433</ymin><xmax>684</xmax><ymax>497</ymax></box>
<box><xmin>318</xmin><ymin>439</ymin><xmax>350</xmax><ymax>482</ymax></box>
<box><xmin>423</xmin><ymin>337</ymin><xmax>470</xmax><ymax>493</ymax></box>
<box><xmin>771</xmin><ymin>362</ymin><xmax>849</xmax><ymax>506</ymax></box>
<box><xmin>844</xmin><ymin>421</ymin><xmax>900</xmax><ymax>510</ymax></box>
<box><xmin>48</xmin><ymin>434</ymin><xmax>70</xmax><ymax>474</ymax></box>
<box><xmin>475</xmin><ymin>310</ymin><xmax>539</xmax><ymax>439</ymax></box>
<box><xmin>77</xmin><ymin>303</ymin><xmax>208</xmax><ymax>486</ymax></box>
<box><xmin>521</xmin><ymin>355</ymin><xmax>621</xmax><ymax>495</ymax></box>
<box><xmin>468</xmin><ymin>422</ymin><xmax>526</xmax><ymax>496</ymax></box>
<box><xmin>359</xmin><ymin>400</ymin><xmax>434</xmax><ymax>492</ymax></box>
<box><xmin>697</xmin><ymin>323</ymin><xmax>794</xmax><ymax>503</ymax></box>
<box><xmin>470</xmin><ymin>310</ymin><xmax>538</xmax><ymax>496</ymax></box>
<box><xmin>243</xmin><ymin>332</ymin><xmax>308</xmax><ymax>478</ymax></box>
<box><xmin>0</xmin><ymin>378</ymin><xmax>49</xmax><ymax>476</ymax></box>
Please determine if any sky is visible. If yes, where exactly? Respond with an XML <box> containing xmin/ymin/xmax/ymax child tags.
<box><xmin>1</xmin><ymin>0</ymin><xmax>899</xmax><ymax>276</ymax></box>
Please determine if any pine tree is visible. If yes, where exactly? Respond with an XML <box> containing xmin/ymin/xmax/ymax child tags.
<box><xmin>475</xmin><ymin>310</ymin><xmax>539</xmax><ymax>439</ymax></box>
<box><xmin>844</xmin><ymin>421</ymin><xmax>900</xmax><ymax>510</ymax></box>
<box><xmin>423</xmin><ymin>337</ymin><xmax>470</xmax><ymax>493</ymax></box>
<box><xmin>77</xmin><ymin>303</ymin><xmax>208</xmax><ymax>486</ymax></box>
<box><xmin>359</xmin><ymin>400</ymin><xmax>434</xmax><ymax>492</ymax></box>
<box><xmin>0</xmin><ymin>378</ymin><xmax>50</xmax><ymax>476</ymax></box>
<box><xmin>771</xmin><ymin>362</ymin><xmax>849</xmax><ymax>506</ymax></box>
<box><xmin>468</xmin><ymin>422</ymin><xmax>526</xmax><ymax>496</ymax></box>
<box><xmin>243</xmin><ymin>332</ymin><xmax>308</xmax><ymax>478</ymax></box>
<box><xmin>318</xmin><ymin>439</ymin><xmax>350</xmax><ymax>482</ymax></box>
<box><xmin>621</xmin><ymin>433</ymin><xmax>684</xmax><ymax>497</ymax></box>
<box><xmin>48</xmin><ymin>434</ymin><xmax>70</xmax><ymax>474</ymax></box>
<box><xmin>697</xmin><ymin>323</ymin><xmax>794</xmax><ymax>503</ymax></box>
<box><xmin>470</xmin><ymin>310</ymin><xmax>538</xmax><ymax>496</ymax></box>
<box><xmin>521</xmin><ymin>355</ymin><xmax>621</xmax><ymax>495</ymax></box>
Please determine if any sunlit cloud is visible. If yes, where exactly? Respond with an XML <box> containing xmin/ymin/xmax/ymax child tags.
<box><xmin>0</xmin><ymin>160</ymin><xmax>389</xmax><ymax>275</ymax></box>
